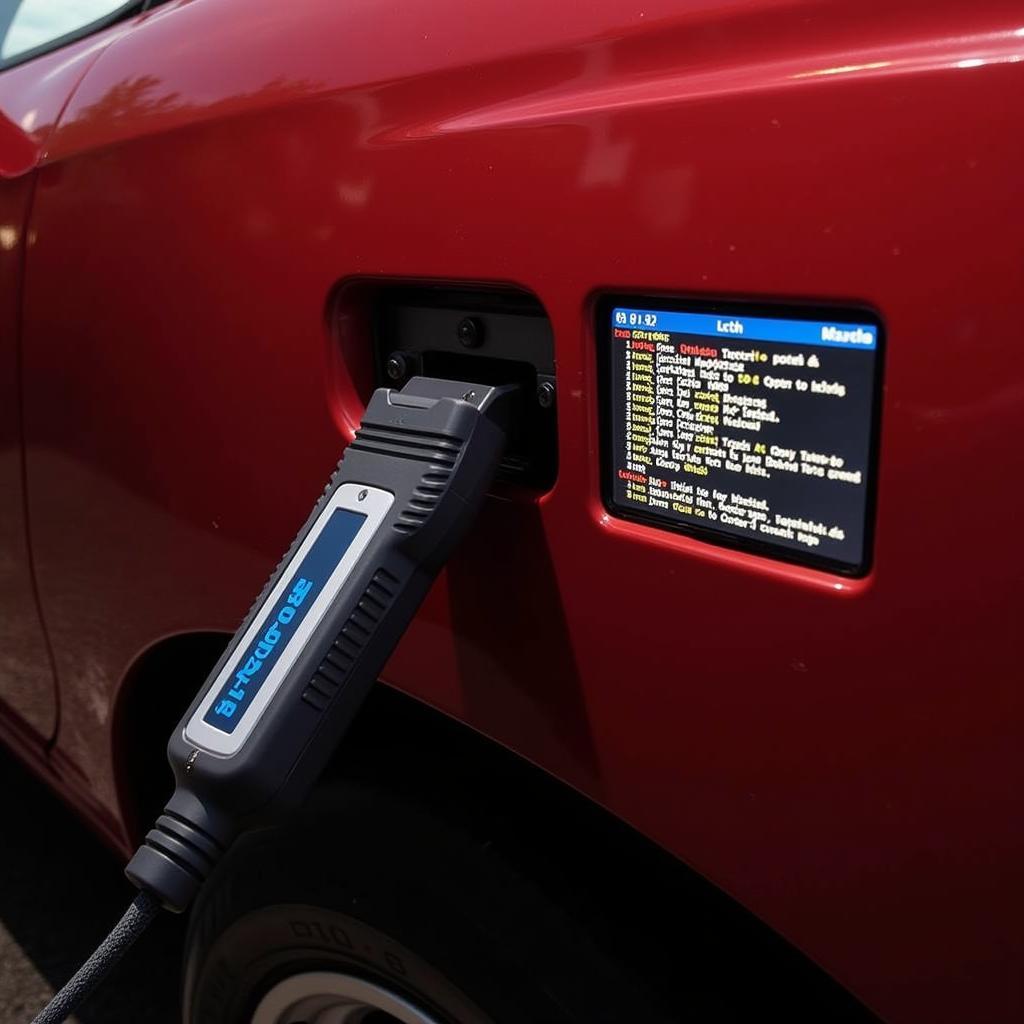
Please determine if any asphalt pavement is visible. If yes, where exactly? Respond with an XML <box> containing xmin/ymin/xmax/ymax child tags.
<box><xmin>0</xmin><ymin>747</ymin><xmax>184</xmax><ymax>1023</ymax></box>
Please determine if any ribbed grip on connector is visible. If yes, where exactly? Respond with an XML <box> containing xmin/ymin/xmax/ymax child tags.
<box><xmin>349</xmin><ymin>423</ymin><xmax>463</xmax><ymax>467</ymax></box>
<box><xmin>302</xmin><ymin>568</ymin><xmax>400</xmax><ymax>711</ymax></box>
<box><xmin>125</xmin><ymin>807</ymin><xmax>229</xmax><ymax>912</ymax></box>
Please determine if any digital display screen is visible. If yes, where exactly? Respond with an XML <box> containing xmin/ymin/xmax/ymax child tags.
<box><xmin>203</xmin><ymin>508</ymin><xmax>368</xmax><ymax>733</ymax></box>
<box><xmin>603</xmin><ymin>300</ymin><xmax>882</xmax><ymax>574</ymax></box>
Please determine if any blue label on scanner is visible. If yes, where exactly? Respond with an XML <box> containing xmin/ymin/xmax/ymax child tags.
<box><xmin>203</xmin><ymin>508</ymin><xmax>367</xmax><ymax>734</ymax></box>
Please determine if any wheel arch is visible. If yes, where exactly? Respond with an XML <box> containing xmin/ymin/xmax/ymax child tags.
<box><xmin>111</xmin><ymin>629</ymin><xmax>874</xmax><ymax>1020</ymax></box>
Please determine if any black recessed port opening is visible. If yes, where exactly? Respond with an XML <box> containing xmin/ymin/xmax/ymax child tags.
<box><xmin>371</xmin><ymin>285</ymin><xmax>557</xmax><ymax>490</ymax></box>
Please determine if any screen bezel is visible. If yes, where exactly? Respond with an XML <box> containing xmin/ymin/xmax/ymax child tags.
<box><xmin>184</xmin><ymin>482</ymin><xmax>394</xmax><ymax>757</ymax></box>
<box><xmin>596</xmin><ymin>293</ymin><xmax>885</xmax><ymax>577</ymax></box>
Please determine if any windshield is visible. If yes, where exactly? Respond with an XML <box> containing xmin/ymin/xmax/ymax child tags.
<box><xmin>0</xmin><ymin>0</ymin><xmax>136</xmax><ymax>64</ymax></box>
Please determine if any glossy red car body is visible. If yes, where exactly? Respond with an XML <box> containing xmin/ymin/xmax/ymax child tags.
<box><xmin>1</xmin><ymin>1</ymin><xmax>1021</xmax><ymax>1021</ymax></box>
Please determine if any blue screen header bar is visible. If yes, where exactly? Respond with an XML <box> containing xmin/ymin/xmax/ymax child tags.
<box><xmin>612</xmin><ymin>308</ymin><xmax>877</xmax><ymax>350</ymax></box>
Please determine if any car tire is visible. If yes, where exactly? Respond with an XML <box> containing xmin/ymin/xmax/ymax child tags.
<box><xmin>183</xmin><ymin>779</ymin><xmax>677</xmax><ymax>1024</ymax></box>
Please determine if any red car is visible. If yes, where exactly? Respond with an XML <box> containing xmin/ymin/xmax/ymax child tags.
<box><xmin>1</xmin><ymin>1</ymin><xmax>1020</xmax><ymax>1021</ymax></box>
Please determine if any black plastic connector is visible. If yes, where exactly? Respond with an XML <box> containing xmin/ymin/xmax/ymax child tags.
<box><xmin>126</xmin><ymin>378</ymin><xmax>516</xmax><ymax>911</ymax></box>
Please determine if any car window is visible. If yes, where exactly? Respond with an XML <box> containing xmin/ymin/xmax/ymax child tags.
<box><xmin>0</xmin><ymin>0</ymin><xmax>138</xmax><ymax>67</ymax></box>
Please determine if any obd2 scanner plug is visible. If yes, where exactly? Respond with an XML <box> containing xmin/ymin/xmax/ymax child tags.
<box><xmin>30</xmin><ymin>377</ymin><xmax>517</xmax><ymax>1024</ymax></box>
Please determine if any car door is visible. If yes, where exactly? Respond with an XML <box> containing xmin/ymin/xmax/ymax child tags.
<box><xmin>0</xmin><ymin>3</ymin><xmax>143</xmax><ymax>745</ymax></box>
<box><xmin>16</xmin><ymin>2</ymin><xmax>1024</xmax><ymax>1021</ymax></box>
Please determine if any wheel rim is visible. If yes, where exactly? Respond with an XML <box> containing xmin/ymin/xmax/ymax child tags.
<box><xmin>251</xmin><ymin>971</ymin><xmax>446</xmax><ymax>1024</ymax></box>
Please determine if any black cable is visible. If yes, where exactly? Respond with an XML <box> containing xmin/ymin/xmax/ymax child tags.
<box><xmin>30</xmin><ymin>890</ymin><xmax>162</xmax><ymax>1024</ymax></box>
